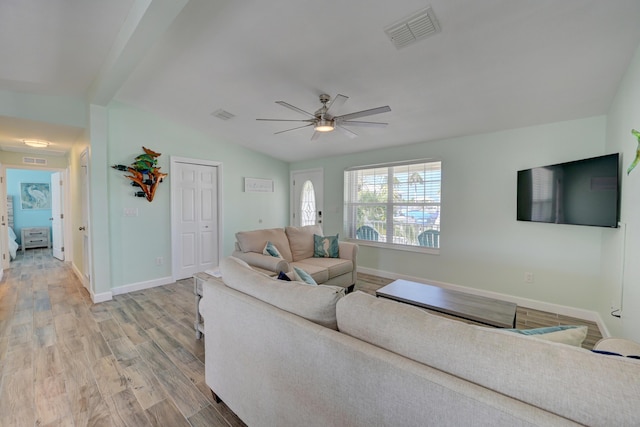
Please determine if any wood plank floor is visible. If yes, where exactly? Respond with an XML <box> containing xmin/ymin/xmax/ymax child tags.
<box><xmin>0</xmin><ymin>251</ymin><xmax>604</xmax><ymax>426</ymax></box>
<box><xmin>0</xmin><ymin>248</ymin><xmax>245</xmax><ymax>427</ymax></box>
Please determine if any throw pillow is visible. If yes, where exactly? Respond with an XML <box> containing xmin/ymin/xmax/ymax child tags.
<box><xmin>293</xmin><ymin>266</ymin><xmax>317</xmax><ymax>285</ymax></box>
<box><xmin>505</xmin><ymin>325</ymin><xmax>588</xmax><ymax>347</ymax></box>
<box><xmin>276</xmin><ymin>271</ymin><xmax>291</xmax><ymax>281</ymax></box>
<box><xmin>313</xmin><ymin>234</ymin><xmax>339</xmax><ymax>258</ymax></box>
<box><xmin>262</xmin><ymin>241</ymin><xmax>282</xmax><ymax>258</ymax></box>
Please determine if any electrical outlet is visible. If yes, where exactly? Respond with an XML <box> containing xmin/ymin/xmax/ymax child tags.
<box><xmin>156</xmin><ymin>257</ymin><xmax>163</xmax><ymax>266</ymax></box>
<box><xmin>524</xmin><ymin>272</ymin><xmax>534</xmax><ymax>283</ymax></box>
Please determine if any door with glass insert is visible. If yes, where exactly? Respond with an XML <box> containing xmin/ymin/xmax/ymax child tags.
<box><xmin>291</xmin><ymin>169</ymin><xmax>324</xmax><ymax>227</ymax></box>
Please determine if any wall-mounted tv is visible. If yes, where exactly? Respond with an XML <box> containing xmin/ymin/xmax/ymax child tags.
<box><xmin>517</xmin><ymin>153</ymin><xmax>620</xmax><ymax>228</ymax></box>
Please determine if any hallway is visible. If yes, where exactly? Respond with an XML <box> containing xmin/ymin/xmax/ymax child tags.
<box><xmin>0</xmin><ymin>248</ymin><xmax>243</xmax><ymax>426</ymax></box>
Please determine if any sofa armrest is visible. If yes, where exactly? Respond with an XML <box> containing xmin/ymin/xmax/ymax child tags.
<box><xmin>231</xmin><ymin>251</ymin><xmax>290</xmax><ymax>273</ymax></box>
<box><xmin>338</xmin><ymin>241</ymin><xmax>358</xmax><ymax>262</ymax></box>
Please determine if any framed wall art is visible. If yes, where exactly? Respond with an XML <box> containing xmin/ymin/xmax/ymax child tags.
<box><xmin>20</xmin><ymin>182</ymin><xmax>51</xmax><ymax>210</ymax></box>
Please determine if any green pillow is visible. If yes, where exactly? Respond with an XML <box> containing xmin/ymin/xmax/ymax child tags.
<box><xmin>313</xmin><ymin>234</ymin><xmax>339</xmax><ymax>258</ymax></box>
<box><xmin>293</xmin><ymin>266</ymin><xmax>317</xmax><ymax>285</ymax></box>
<box><xmin>263</xmin><ymin>241</ymin><xmax>282</xmax><ymax>258</ymax></box>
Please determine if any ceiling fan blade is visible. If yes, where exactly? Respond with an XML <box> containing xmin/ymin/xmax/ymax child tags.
<box><xmin>335</xmin><ymin>105</ymin><xmax>391</xmax><ymax>121</ymax></box>
<box><xmin>274</xmin><ymin>123</ymin><xmax>314</xmax><ymax>135</ymax></box>
<box><xmin>325</xmin><ymin>94</ymin><xmax>348</xmax><ymax>116</ymax></box>
<box><xmin>311</xmin><ymin>131</ymin><xmax>322</xmax><ymax>141</ymax></box>
<box><xmin>256</xmin><ymin>118</ymin><xmax>314</xmax><ymax>122</ymax></box>
<box><xmin>275</xmin><ymin>101</ymin><xmax>316</xmax><ymax>118</ymax></box>
<box><xmin>336</xmin><ymin>124</ymin><xmax>358</xmax><ymax>139</ymax></box>
<box><xmin>339</xmin><ymin>120</ymin><xmax>388</xmax><ymax>128</ymax></box>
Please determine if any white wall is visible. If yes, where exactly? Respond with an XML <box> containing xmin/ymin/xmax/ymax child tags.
<box><xmin>602</xmin><ymin>43</ymin><xmax>640</xmax><ymax>340</ymax></box>
<box><xmin>292</xmin><ymin>116</ymin><xmax>611</xmax><ymax>312</ymax></box>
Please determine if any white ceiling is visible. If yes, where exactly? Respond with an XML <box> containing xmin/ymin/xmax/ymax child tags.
<box><xmin>2</xmin><ymin>0</ymin><xmax>640</xmax><ymax>161</ymax></box>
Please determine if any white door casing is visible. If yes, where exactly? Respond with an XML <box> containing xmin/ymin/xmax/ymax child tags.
<box><xmin>291</xmin><ymin>168</ymin><xmax>324</xmax><ymax>227</ymax></box>
<box><xmin>50</xmin><ymin>171</ymin><xmax>64</xmax><ymax>261</ymax></box>
<box><xmin>171</xmin><ymin>157</ymin><xmax>222</xmax><ymax>281</ymax></box>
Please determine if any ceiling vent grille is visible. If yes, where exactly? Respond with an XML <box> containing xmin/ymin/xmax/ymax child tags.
<box><xmin>384</xmin><ymin>6</ymin><xmax>441</xmax><ymax>49</ymax></box>
<box><xmin>211</xmin><ymin>109</ymin><xmax>235</xmax><ymax>120</ymax></box>
<box><xmin>23</xmin><ymin>157</ymin><xmax>47</xmax><ymax>166</ymax></box>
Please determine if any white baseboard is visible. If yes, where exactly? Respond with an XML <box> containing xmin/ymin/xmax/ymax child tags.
<box><xmin>93</xmin><ymin>291</ymin><xmax>113</xmax><ymax>303</ymax></box>
<box><xmin>358</xmin><ymin>266</ymin><xmax>610</xmax><ymax>337</ymax></box>
<box><xmin>112</xmin><ymin>276</ymin><xmax>174</xmax><ymax>296</ymax></box>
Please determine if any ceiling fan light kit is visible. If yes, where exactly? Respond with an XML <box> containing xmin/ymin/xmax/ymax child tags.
<box><xmin>257</xmin><ymin>93</ymin><xmax>391</xmax><ymax>140</ymax></box>
<box><xmin>314</xmin><ymin>119</ymin><xmax>334</xmax><ymax>132</ymax></box>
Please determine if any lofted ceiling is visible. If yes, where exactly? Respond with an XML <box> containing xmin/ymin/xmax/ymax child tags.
<box><xmin>1</xmin><ymin>0</ymin><xmax>640</xmax><ymax>162</ymax></box>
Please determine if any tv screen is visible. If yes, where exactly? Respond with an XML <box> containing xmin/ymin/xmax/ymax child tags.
<box><xmin>517</xmin><ymin>153</ymin><xmax>620</xmax><ymax>228</ymax></box>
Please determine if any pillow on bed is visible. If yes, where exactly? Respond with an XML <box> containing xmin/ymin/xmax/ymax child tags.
<box><xmin>8</xmin><ymin>227</ymin><xmax>16</xmax><ymax>240</ymax></box>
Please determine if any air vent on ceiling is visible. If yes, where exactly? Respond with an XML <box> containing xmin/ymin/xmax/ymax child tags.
<box><xmin>23</xmin><ymin>157</ymin><xmax>47</xmax><ymax>166</ymax></box>
<box><xmin>211</xmin><ymin>109</ymin><xmax>235</xmax><ymax>120</ymax></box>
<box><xmin>384</xmin><ymin>6</ymin><xmax>441</xmax><ymax>49</ymax></box>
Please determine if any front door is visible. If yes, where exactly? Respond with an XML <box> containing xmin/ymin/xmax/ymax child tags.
<box><xmin>291</xmin><ymin>168</ymin><xmax>324</xmax><ymax>227</ymax></box>
<box><xmin>171</xmin><ymin>157</ymin><xmax>221</xmax><ymax>280</ymax></box>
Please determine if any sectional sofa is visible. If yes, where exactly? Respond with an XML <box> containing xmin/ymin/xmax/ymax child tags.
<box><xmin>200</xmin><ymin>256</ymin><xmax>640</xmax><ymax>426</ymax></box>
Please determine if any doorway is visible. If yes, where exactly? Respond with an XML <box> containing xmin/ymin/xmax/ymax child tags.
<box><xmin>170</xmin><ymin>157</ymin><xmax>222</xmax><ymax>281</ymax></box>
<box><xmin>1</xmin><ymin>165</ymin><xmax>69</xmax><ymax>270</ymax></box>
<box><xmin>290</xmin><ymin>168</ymin><xmax>324</xmax><ymax>227</ymax></box>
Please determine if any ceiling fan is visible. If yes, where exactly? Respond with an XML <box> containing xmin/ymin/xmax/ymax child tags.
<box><xmin>257</xmin><ymin>94</ymin><xmax>391</xmax><ymax>141</ymax></box>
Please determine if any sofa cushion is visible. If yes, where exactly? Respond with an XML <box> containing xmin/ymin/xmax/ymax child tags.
<box><xmin>295</xmin><ymin>257</ymin><xmax>353</xmax><ymax>280</ymax></box>
<box><xmin>236</xmin><ymin>228</ymin><xmax>293</xmax><ymax>261</ymax></box>
<box><xmin>337</xmin><ymin>291</ymin><xmax>640</xmax><ymax>426</ymax></box>
<box><xmin>314</xmin><ymin>234</ymin><xmax>340</xmax><ymax>258</ymax></box>
<box><xmin>285</xmin><ymin>225</ymin><xmax>322</xmax><ymax>261</ymax></box>
<box><xmin>220</xmin><ymin>256</ymin><xmax>344</xmax><ymax>329</ymax></box>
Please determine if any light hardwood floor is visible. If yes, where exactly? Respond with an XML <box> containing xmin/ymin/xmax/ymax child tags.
<box><xmin>0</xmin><ymin>251</ymin><xmax>603</xmax><ymax>426</ymax></box>
<box><xmin>0</xmin><ymin>248</ymin><xmax>245</xmax><ymax>427</ymax></box>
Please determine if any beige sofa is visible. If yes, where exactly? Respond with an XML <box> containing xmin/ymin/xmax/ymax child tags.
<box><xmin>201</xmin><ymin>256</ymin><xmax>640</xmax><ymax>426</ymax></box>
<box><xmin>232</xmin><ymin>225</ymin><xmax>358</xmax><ymax>292</ymax></box>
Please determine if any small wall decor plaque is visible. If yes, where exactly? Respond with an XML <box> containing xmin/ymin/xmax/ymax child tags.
<box><xmin>112</xmin><ymin>146</ymin><xmax>168</xmax><ymax>202</ymax></box>
<box><xmin>244</xmin><ymin>178</ymin><xmax>274</xmax><ymax>193</ymax></box>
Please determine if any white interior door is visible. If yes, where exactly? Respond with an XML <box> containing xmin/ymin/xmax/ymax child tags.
<box><xmin>80</xmin><ymin>150</ymin><xmax>91</xmax><ymax>291</ymax></box>
<box><xmin>291</xmin><ymin>168</ymin><xmax>324</xmax><ymax>227</ymax></box>
<box><xmin>50</xmin><ymin>171</ymin><xmax>64</xmax><ymax>260</ymax></box>
<box><xmin>171</xmin><ymin>158</ymin><xmax>221</xmax><ymax>280</ymax></box>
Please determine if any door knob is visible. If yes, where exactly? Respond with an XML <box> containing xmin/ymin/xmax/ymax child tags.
<box><xmin>79</xmin><ymin>226</ymin><xmax>86</xmax><ymax>231</ymax></box>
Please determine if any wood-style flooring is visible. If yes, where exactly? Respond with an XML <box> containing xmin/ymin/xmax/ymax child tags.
<box><xmin>0</xmin><ymin>249</ymin><xmax>244</xmax><ymax>427</ymax></box>
<box><xmin>0</xmin><ymin>250</ymin><xmax>603</xmax><ymax>426</ymax></box>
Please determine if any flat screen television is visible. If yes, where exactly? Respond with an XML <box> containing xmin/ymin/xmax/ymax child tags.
<box><xmin>517</xmin><ymin>153</ymin><xmax>620</xmax><ymax>228</ymax></box>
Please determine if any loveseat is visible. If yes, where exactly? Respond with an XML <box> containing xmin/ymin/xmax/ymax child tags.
<box><xmin>232</xmin><ymin>225</ymin><xmax>358</xmax><ymax>291</ymax></box>
<box><xmin>200</xmin><ymin>256</ymin><xmax>640</xmax><ymax>426</ymax></box>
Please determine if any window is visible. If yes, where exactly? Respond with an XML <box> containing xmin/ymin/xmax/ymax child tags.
<box><xmin>344</xmin><ymin>160</ymin><xmax>441</xmax><ymax>249</ymax></box>
<box><xmin>300</xmin><ymin>180</ymin><xmax>316</xmax><ymax>226</ymax></box>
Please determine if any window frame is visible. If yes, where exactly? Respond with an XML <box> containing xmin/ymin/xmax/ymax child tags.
<box><xmin>344</xmin><ymin>159</ymin><xmax>441</xmax><ymax>253</ymax></box>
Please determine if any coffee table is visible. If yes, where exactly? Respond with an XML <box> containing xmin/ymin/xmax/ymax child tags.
<box><xmin>375</xmin><ymin>279</ymin><xmax>517</xmax><ymax>328</ymax></box>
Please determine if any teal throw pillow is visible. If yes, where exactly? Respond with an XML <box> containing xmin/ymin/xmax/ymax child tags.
<box><xmin>263</xmin><ymin>241</ymin><xmax>282</xmax><ymax>258</ymax></box>
<box><xmin>293</xmin><ymin>266</ymin><xmax>317</xmax><ymax>285</ymax></box>
<box><xmin>505</xmin><ymin>325</ymin><xmax>587</xmax><ymax>347</ymax></box>
<box><xmin>313</xmin><ymin>234</ymin><xmax>339</xmax><ymax>258</ymax></box>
